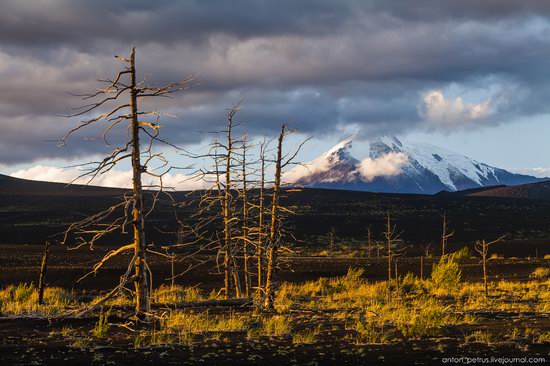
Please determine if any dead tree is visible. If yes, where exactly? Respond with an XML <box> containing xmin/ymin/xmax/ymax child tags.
<box><xmin>60</xmin><ymin>48</ymin><xmax>192</xmax><ymax>320</ymax></box>
<box><xmin>263</xmin><ymin>124</ymin><xmax>308</xmax><ymax>309</ymax></box>
<box><xmin>383</xmin><ymin>213</ymin><xmax>404</xmax><ymax>282</ymax></box>
<box><xmin>474</xmin><ymin>235</ymin><xmax>506</xmax><ymax>297</ymax></box>
<box><xmin>264</xmin><ymin>125</ymin><xmax>285</xmax><ymax>309</ymax></box>
<box><xmin>367</xmin><ymin>226</ymin><xmax>373</xmax><ymax>259</ymax></box>
<box><xmin>329</xmin><ymin>226</ymin><xmax>337</xmax><ymax>250</ymax></box>
<box><xmin>37</xmin><ymin>241</ymin><xmax>51</xmax><ymax>305</ymax></box>
<box><xmin>420</xmin><ymin>243</ymin><xmax>433</xmax><ymax>258</ymax></box>
<box><xmin>238</xmin><ymin>136</ymin><xmax>252</xmax><ymax>298</ymax></box>
<box><xmin>255</xmin><ymin>139</ymin><xmax>268</xmax><ymax>298</ymax></box>
<box><xmin>223</xmin><ymin>107</ymin><xmax>241</xmax><ymax>298</ymax></box>
<box><xmin>441</xmin><ymin>211</ymin><xmax>454</xmax><ymax>257</ymax></box>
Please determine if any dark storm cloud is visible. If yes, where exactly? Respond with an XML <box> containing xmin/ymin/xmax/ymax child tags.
<box><xmin>1</xmin><ymin>0</ymin><xmax>550</xmax><ymax>164</ymax></box>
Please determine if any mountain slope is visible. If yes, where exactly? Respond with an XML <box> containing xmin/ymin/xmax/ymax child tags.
<box><xmin>286</xmin><ymin>136</ymin><xmax>544</xmax><ymax>194</ymax></box>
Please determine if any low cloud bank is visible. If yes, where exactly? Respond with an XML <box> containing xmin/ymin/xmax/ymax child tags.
<box><xmin>10</xmin><ymin>165</ymin><xmax>208</xmax><ymax>191</ymax></box>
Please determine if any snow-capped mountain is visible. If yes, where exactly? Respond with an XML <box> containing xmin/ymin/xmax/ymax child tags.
<box><xmin>285</xmin><ymin>136</ymin><xmax>545</xmax><ymax>194</ymax></box>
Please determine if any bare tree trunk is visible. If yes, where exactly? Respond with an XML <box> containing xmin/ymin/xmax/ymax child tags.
<box><xmin>130</xmin><ymin>48</ymin><xmax>150</xmax><ymax>320</ymax></box>
<box><xmin>441</xmin><ymin>211</ymin><xmax>454</xmax><ymax>257</ymax></box>
<box><xmin>329</xmin><ymin>226</ymin><xmax>336</xmax><ymax>250</ymax></box>
<box><xmin>37</xmin><ymin>241</ymin><xmax>50</xmax><ymax>305</ymax></box>
<box><xmin>256</xmin><ymin>144</ymin><xmax>266</xmax><ymax>299</ymax></box>
<box><xmin>475</xmin><ymin>236</ymin><xmax>505</xmax><ymax>299</ymax></box>
<box><xmin>386</xmin><ymin>214</ymin><xmax>392</xmax><ymax>282</ymax></box>
<box><xmin>171</xmin><ymin>253</ymin><xmax>175</xmax><ymax>289</ymax></box>
<box><xmin>420</xmin><ymin>255</ymin><xmax>424</xmax><ymax>280</ymax></box>
<box><xmin>482</xmin><ymin>246</ymin><xmax>488</xmax><ymax>297</ymax></box>
<box><xmin>241</xmin><ymin>139</ymin><xmax>251</xmax><ymax>298</ymax></box>
<box><xmin>264</xmin><ymin>125</ymin><xmax>285</xmax><ymax>309</ymax></box>
<box><xmin>223</xmin><ymin>108</ymin><xmax>240</xmax><ymax>298</ymax></box>
<box><xmin>367</xmin><ymin>227</ymin><xmax>372</xmax><ymax>259</ymax></box>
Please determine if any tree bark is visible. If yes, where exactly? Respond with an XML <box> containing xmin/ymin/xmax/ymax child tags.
<box><xmin>264</xmin><ymin>125</ymin><xmax>285</xmax><ymax>309</ymax></box>
<box><xmin>242</xmin><ymin>140</ymin><xmax>251</xmax><ymax>298</ymax></box>
<box><xmin>130</xmin><ymin>48</ymin><xmax>150</xmax><ymax>320</ymax></box>
<box><xmin>37</xmin><ymin>241</ymin><xmax>50</xmax><ymax>305</ymax></box>
<box><xmin>256</xmin><ymin>146</ymin><xmax>266</xmax><ymax>298</ymax></box>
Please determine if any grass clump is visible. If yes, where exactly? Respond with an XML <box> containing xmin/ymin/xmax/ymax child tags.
<box><xmin>396</xmin><ymin>302</ymin><xmax>453</xmax><ymax>338</ymax></box>
<box><xmin>153</xmin><ymin>285</ymin><xmax>204</xmax><ymax>304</ymax></box>
<box><xmin>91</xmin><ymin>307</ymin><xmax>111</xmax><ymax>338</ymax></box>
<box><xmin>261</xmin><ymin>315</ymin><xmax>292</xmax><ymax>336</ymax></box>
<box><xmin>0</xmin><ymin>283</ymin><xmax>75</xmax><ymax>316</ymax></box>
<box><xmin>292</xmin><ymin>327</ymin><xmax>320</xmax><ymax>344</ymax></box>
<box><xmin>464</xmin><ymin>330</ymin><xmax>494</xmax><ymax>344</ymax></box>
<box><xmin>354</xmin><ymin>319</ymin><xmax>391</xmax><ymax>344</ymax></box>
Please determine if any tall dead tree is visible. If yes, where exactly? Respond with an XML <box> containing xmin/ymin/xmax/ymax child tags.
<box><xmin>255</xmin><ymin>139</ymin><xmax>268</xmax><ymax>298</ymax></box>
<box><xmin>239</xmin><ymin>136</ymin><xmax>252</xmax><ymax>298</ymax></box>
<box><xmin>223</xmin><ymin>107</ymin><xmax>240</xmax><ymax>298</ymax></box>
<box><xmin>264</xmin><ymin>125</ymin><xmax>285</xmax><ymax>309</ymax></box>
<box><xmin>263</xmin><ymin>125</ymin><xmax>308</xmax><ymax>308</ymax></box>
<box><xmin>441</xmin><ymin>211</ymin><xmax>454</xmax><ymax>257</ymax></box>
<box><xmin>61</xmin><ymin>48</ymin><xmax>192</xmax><ymax>320</ymax></box>
<box><xmin>474</xmin><ymin>235</ymin><xmax>506</xmax><ymax>297</ymax></box>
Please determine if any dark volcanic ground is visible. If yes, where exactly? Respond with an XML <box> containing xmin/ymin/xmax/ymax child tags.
<box><xmin>1</xmin><ymin>174</ymin><xmax>550</xmax><ymax>257</ymax></box>
<box><xmin>0</xmin><ymin>244</ymin><xmax>546</xmax><ymax>293</ymax></box>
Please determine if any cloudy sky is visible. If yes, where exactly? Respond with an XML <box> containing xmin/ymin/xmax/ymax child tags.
<box><xmin>2</xmin><ymin>0</ymin><xmax>550</xmax><ymax>186</ymax></box>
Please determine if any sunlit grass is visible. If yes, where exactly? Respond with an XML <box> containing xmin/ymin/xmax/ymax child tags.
<box><xmin>0</xmin><ymin>283</ymin><xmax>75</xmax><ymax>316</ymax></box>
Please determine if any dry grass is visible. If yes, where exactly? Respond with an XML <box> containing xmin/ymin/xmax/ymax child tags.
<box><xmin>0</xmin><ymin>283</ymin><xmax>75</xmax><ymax>316</ymax></box>
<box><xmin>261</xmin><ymin>315</ymin><xmax>292</xmax><ymax>336</ymax></box>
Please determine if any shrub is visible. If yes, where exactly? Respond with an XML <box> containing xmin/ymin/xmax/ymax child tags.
<box><xmin>430</xmin><ymin>254</ymin><xmax>461</xmax><ymax>291</ymax></box>
<box><xmin>397</xmin><ymin>304</ymin><xmax>450</xmax><ymax>338</ymax></box>
<box><xmin>453</xmin><ymin>247</ymin><xmax>472</xmax><ymax>262</ymax></box>
<box><xmin>400</xmin><ymin>272</ymin><xmax>420</xmax><ymax>294</ymax></box>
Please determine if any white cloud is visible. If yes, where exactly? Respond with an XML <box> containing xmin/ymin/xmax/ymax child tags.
<box><xmin>509</xmin><ymin>167</ymin><xmax>550</xmax><ymax>178</ymax></box>
<box><xmin>358</xmin><ymin>152</ymin><xmax>408</xmax><ymax>181</ymax></box>
<box><xmin>420</xmin><ymin>90</ymin><xmax>491</xmax><ymax>127</ymax></box>
<box><xmin>10</xmin><ymin>165</ymin><xmax>209</xmax><ymax>191</ymax></box>
<box><xmin>283</xmin><ymin>155</ymin><xmax>332</xmax><ymax>184</ymax></box>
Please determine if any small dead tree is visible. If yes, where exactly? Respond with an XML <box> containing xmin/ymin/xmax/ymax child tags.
<box><xmin>60</xmin><ymin>48</ymin><xmax>192</xmax><ymax>320</ymax></box>
<box><xmin>367</xmin><ymin>226</ymin><xmax>373</xmax><ymax>259</ymax></box>
<box><xmin>420</xmin><ymin>243</ymin><xmax>433</xmax><ymax>258</ymax></box>
<box><xmin>329</xmin><ymin>226</ymin><xmax>337</xmax><ymax>250</ymax></box>
<box><xmin>441</xmin><ymin>211</ymin><xmax>454</xmax><ymax>257</ymax></box>
<box><xmin>37</xmin><ymin>241</ymin><xmax>51</xmax><ymax>305</ymax></box>
<box><xmin>474</xmin><ymin>235</ymin><xmax>506</xmax><ymax>297</ymax></box>
<box><xmin>383</xmin><ymin>213</ymin><xmax>404</xmax><ymax>282</ymax></box>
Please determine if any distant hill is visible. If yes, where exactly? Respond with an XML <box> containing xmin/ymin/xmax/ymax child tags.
<box><xmin>0</xmin><ymin>174</ymin><xmax>127</xmax><ymax>197</ymax></box>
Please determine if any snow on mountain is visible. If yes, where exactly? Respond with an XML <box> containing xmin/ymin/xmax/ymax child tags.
<box><xmin>285</xmin><ymin>136</ymin><xmax>545</xmax><ymax>194</ymax></box>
